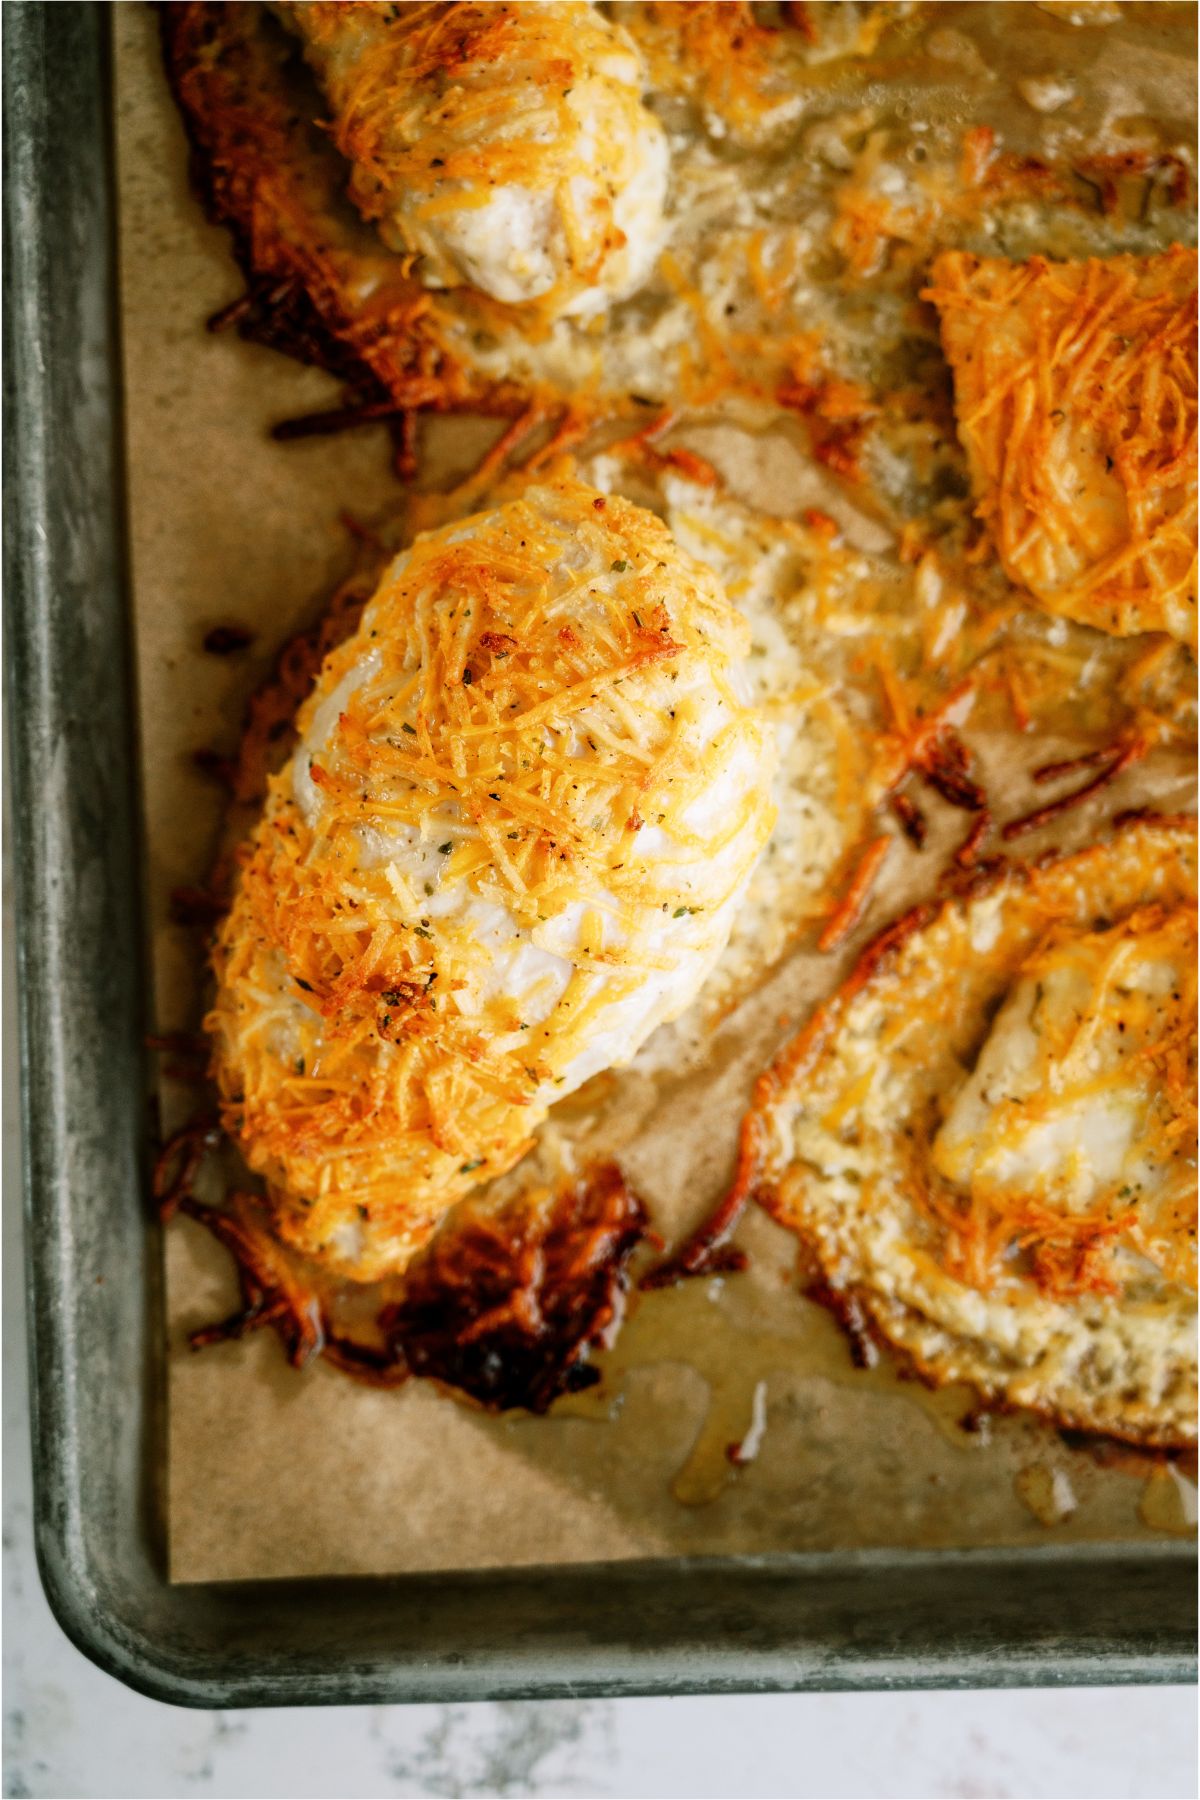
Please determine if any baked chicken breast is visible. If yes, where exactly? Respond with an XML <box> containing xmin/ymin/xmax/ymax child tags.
<box><xmin>928</xmin><ymin>247</ymin><xmax>1198</xmax><ymax>645</ymax></box>
<box><xmin>270</xmin><ymin>0</ymin><xmax>670</xmax><ymax>316</ymax></box>
<box><xmin>740</xmin><ymin>815</ymin><xmax>1197</xmax><ymax>1447</ymax></box>
<box><xmin>208</xmin><ymin>479</ymin><xmax>776</xmax><ymax>1280</ymax></box>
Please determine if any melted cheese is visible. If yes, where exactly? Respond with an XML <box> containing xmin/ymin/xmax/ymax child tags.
<box><xmin>271</xmin><ymin>0</ymin><xmax>669</xmax><ymax>316</ymax></box>
<box><xmin>934</xmin><ymin>907</ymin><xmax>1196</xmax><ymax>1223</ymax></box>
<box><xmin>612</xmin><ymin>4</ymin><xmax>904</xmax><ymax>149</ymax></box>
<box><xmin>927</xmin><ymin>247</ymin><xmax>1198</xmax><ymax>645</ymax></box>
<box><xmin>208</xmin><ymin>480</ymin><xmax>775</xmax><ymax>1280</ymax></box>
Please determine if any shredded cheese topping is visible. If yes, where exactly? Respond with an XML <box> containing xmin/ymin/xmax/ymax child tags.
<box><xmin>927</xmin><ymin>247</ymin><xmax>1198</xmax><ymax>645</ymax></box>
<box><xmin>271</xmin><ymin>0</ymin><xmax>669</xmax><ymax>316</ymax></box>
<box><xmin>208</xmin><ymin>480</ymin><xmax>776</xmax><ymax>1280</ymax></box>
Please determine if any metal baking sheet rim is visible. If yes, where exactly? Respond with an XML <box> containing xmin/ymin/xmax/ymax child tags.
<box><xmin>4</xmin><ymin>0</ymin><xmax>1195</xmax><ymax>1708</ymax></box>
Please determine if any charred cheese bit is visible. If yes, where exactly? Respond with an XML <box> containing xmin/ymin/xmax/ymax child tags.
<box><xmin>748</xmin><ymin>817</ymin><xmax>1197</xmax><ymax>1446</ymax></box>
<box><xmin>208</xmin><ymin>481</ymin><xmax>776</xmax><ymax>1282</ymax></box>
<box><xmin>927</xmin><ymin>248</ymin><xmax>1198</xmax><ymax>645</ymax></box>
<box><xmin>271</xmin><ymin>0</ymin><xmax>669</xmax><ymax>316</ymax></box>
<box><xmin>934</xmin><ymin>907</ymin><xmax>1196</xmax><ymax>1231</ymax></box>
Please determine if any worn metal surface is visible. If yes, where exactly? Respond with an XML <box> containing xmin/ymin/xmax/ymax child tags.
<box><xmin>5</xmin><ymin>0</ymin><xmax>1196</xmax><ymax>1708</ymax></box>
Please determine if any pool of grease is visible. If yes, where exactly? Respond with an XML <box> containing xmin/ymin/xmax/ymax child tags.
<box><xmin>491</xmin><ymin>1203</ymin><xmax>1197</xmax><ymax>1557</ymax></box>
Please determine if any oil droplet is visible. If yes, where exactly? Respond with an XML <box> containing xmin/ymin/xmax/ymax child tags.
<box><xmin>1138</xmin><ymin>1464</ymin><xmax>1198</xmax><ymax>1536</ymax></box>
<box><xmin>1015</xmin><ymin>1462</ymin><xmax>1078</xmax><ymax>1526</ymax></box>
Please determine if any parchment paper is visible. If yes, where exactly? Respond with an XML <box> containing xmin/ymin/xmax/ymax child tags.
<box><xmin>114</xmin><ymin>3</ymin><xmax>1195</xmax><ymax>1584</ymax></box>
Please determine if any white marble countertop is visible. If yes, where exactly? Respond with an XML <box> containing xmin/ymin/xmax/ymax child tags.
<box><xmin>4</xmin><ymin>886</ymin><xmax>1194</xmax><ymax>1800</ymax></box>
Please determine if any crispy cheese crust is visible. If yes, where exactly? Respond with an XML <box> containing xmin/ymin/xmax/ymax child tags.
<box><xmin>741</xmin><ymin>815</ymin><xmax>1198</xmax><ymax>1446</ymax></box>
<box><xmin>927</xmin><ymin>248</ymin><xmax>1198</xmax><ymax>646</ymax></box>
<box><xmin>208</xmin><ymin>480</ymin><xmax>775</xmax><ymax>1281</ymax></box>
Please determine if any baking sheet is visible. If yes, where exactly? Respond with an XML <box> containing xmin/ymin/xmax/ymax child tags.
<box><xmin>114</xmin><ymin>3</ymin><xmax>1196</xmax><ymax>1585</ymax></box>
